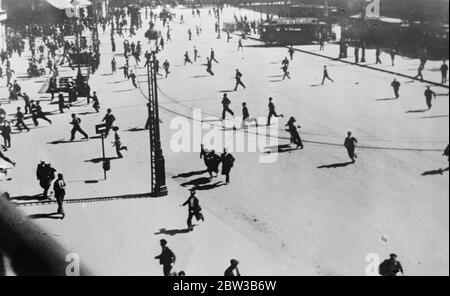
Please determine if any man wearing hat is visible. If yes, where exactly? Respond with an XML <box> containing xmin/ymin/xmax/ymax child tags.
<box><xmin>181</xmin><ymin>189</ymin><xmax>204</xmax><ymax>232</ymax></box>
<box><xmin>224</xmin><ymin>259</ymin><xmax>241</xmax><ymax>276</ymax></box>
<box><xmin>379</xmin><ymin>254</ymin><xmax>404</xmax><ymax>276</ymax></box>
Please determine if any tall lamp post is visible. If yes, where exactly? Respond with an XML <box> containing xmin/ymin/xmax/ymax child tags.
<box><xmin>146</xmin><ymin>52</ymin><xmax>167</xmax><ymax>197</ymax></box>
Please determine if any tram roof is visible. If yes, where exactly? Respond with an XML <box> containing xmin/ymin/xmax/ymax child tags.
<box><xmin>262</xmin><ymin>18</ymin><xmax>325</xmax><ymax>26</ymax></box>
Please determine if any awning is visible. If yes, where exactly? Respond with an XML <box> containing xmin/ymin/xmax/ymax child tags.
<box><xmin>46</xmin><ymin>0</ymin><xmax>92</xmax><ymax>10</ymax></box>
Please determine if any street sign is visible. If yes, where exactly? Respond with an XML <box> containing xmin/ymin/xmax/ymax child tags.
<box><xmin>95</xmin><ymin>123</ymin><xmax>108</xmax><ymax>135</ymax></box>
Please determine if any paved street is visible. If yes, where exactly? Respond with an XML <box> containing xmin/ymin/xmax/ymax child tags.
<box><xmin>1</xmin><ymin>5</ymin><xmax>448</xmax><ymax>275</ymax></box>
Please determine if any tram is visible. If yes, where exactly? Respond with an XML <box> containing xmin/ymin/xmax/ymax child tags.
<box><xmin>260</xmin><ymin>18</ymin><xmax>329</xmax><ymax>45</ymax></box>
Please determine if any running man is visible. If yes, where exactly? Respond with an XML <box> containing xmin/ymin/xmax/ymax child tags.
<box><xmin>321</xmin><ymin>66</ymin><xmax>334</xmax><ymax>85</ymax></box>
<box><xmin>234</xmin><ymin>69</ymin><xmax>246</xmax><ymax>91</ymax></box>
<box><xmin>69</xmin><ymin>114</ymin><xmax>89</xmax><ymax>141</ymax></box>
<box><xmin>221</xmin><ymin>94</ymin><xmax>234</xmax><ymax>120</ymax></box>
<box><xmin>424</xmin><ymin>86</ymin><xmax>436</xmax><ymax>110</ymax></box>
<box><xmin>267</xmin><ymin>97</ymin><xmax>284</xmax><ymax>126</ymax></box>
<box><xmin>241</xmin><ymin>102</ymin><xmax>258</xmax><ymax>129</ymax></box>
<box><xmin>344</xmin><ymin>131</ymin><xmax>358</xmax><ymax>163</ymax></box>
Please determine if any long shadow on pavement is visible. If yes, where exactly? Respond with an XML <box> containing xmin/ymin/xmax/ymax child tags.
<box><xmin>193</xmin><ymin>182</ymin><xmax>226</xmax><ymax>191</ymax></box>
<box><xmin>420</xmin><ymin>115</ymin><xmax>449</xmax><ymax>119</ymax></box>
<box><xmin>85</xmin><ymin>157</ymin><xmax>120</xmax><ymax>164</ymax></box>
<box><xmin>155</xmin><ymin>228</ymin><xmax>192</xmax><ymax>236</ymax></box>
<box><xmin>48</xmin><ymin>139</ymin><xmax>87</xmax><ymax>145</ymax></box>
<box><xmin>406</xmin><ymin>109</ymin><xmax>428</xmax><ymax>113</ymax></box>
<box><xmin>28</xmin><ymin>213</ymin><xmax>61</xmax><ymax>220</ymax></box>
<box><xmin>317</xmin><ymin>162</ymin><xmax>354</xmax><ymax>169</ymax></box>
<box><xmin>125</xmin><ymin>127</ymin><xmax>147</xmax><ymax>132</ymax></box>
<box><xmin>191</xmin><ymin>75</ymin><xmax>212</xmax><ymax>78</ymax></box>
<box><xmin>377</xmin><ymin>97</ymin><xmax>397</xmax><ymax>101</ymax></box>
<box><xmin>264</xmin><ymin>144</ymin><xmax>301</xmax><ymax>154</ymax></box>
<box><xmin>9</xmin><ymin>194</ymin><xmax>44</xmax><ymax>201</ymax></box>
<box><xmin>181</xmin><ymin>177</ymin><xmax>211</xmax><ymax>188</ymax></box>
<box><xmin>173</xmin><ymin>170</ymin><xmax>207</xmax><ymax>179</ymax></box>
<box><xmin>422</xmin><ymin>167</ymin><xmax>449</xmax><ymax>176</ymax></box>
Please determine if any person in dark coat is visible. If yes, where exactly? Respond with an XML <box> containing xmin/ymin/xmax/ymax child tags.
<box><xmin>22</xmin><ymin>92</ymin><xmax>31</xmax><ymax>114</ymax></box>
<box><xmin>181</xmin><ymin>190</ymin><xmax>204</xmax><ymax>231</ymax></box>
<box><xmin>36</xmin><ymin>162</ymin><xmax>56</xmax><ymax>199</ymax></box>
<box><xmin>221</xmin><ymin>149</ymin><xmax>235</xmax><ymax>184</ymax></box>
<box><xmin>91</xmin><ymin>91</ymin><xmax>100</xmax><ymax>113</ymax></box>
<box><xmin>30</xmin><ymin>101</ymin><xmax>39</xmax><ymax>126</ymax></box>
<box><xmin>267</xmin><ymin>97</ymin><xmax>284</xmax><ymax>126</ymax></box>
<box><xmin>221</xmin><ymin>94</ymin><xmax>234</xmax><ymax>120</ymax></box>
<box><xmin>200</xmin><ymin>145</ymin><xmax>221</xmax><ymax>179</ymax></box>
<box><xmin>15</xmin><ymin>107</ymin><xmax>29</xmax><ymax>132</ymax></box>
<box><xmin>53</xmin><ymin>173</ymin><xmax>66</xmax><ymax>219</ymax></box>
<box><xmin>379</xmin><ymin>254</ymin><xmax>404</xmax><ymax>276</ymax></box>
<box><xmin>1</xmin><ymin>121</ymin><xmax>12</xmax><ymax>148</ymax></box>
<box><xmin>112</xmin><ymin>127</ymin><xmax>127</xmax><ymax>158</ymax></box>
<box><xmin>58</xmin><ymin>93</ymin><xmax>70</xmax><ymax>114</ymax></box>
<box><xmin>233</xmin><ymin>69</ymin><xmax>246</xmax><ymax>91</ymax></box>
<box><xmin>424</xmin><ymin>86</ymin><xmax>436</xmax><ymax>110</ymax></box>
<box><xmin>154</xmin><ymin>239</ymin><xmax>176</xmax><ymax>276</ymax></box>
<box><xmin>49</xmin><ymin>77</ymin><xmax>57</xmax><ymax>100</ymax></box>
<box><xmin>285</xmin><ymin>117</ymin><xmax>303</xmax><ymax>149</ymax></box>
<box><xmin>391</xmin><ymin>78</ymin><xmax>401</xmax><ymax>99</ymax></box>
<box><xmin>35</xmin><ymin>101</ymin><xmax>52</xmax><ymax>124</ymax></box>
<box><xmin>102</xmin><ymin>109</ymin><xmax>116</xmax><ymax>137</ymax></box>
<box><xmin>240</xmin><ymin>102</ymin><xmax>258</xmax><ymax>129</ymax></box>
<box><xmin>440</xmin><ymin>60</ymin><xmax>448</xmax><ymax>84</ymax></box>
<box><xmin>70</xmin><ymin>114</ymin><xmax>89</xmax><ymax>141</ymax></box>
<box><xmin>224</xmin><ymin>259</ymin><xmax>241</xmax><ymax>276</ymax></box>
<box><xmin>344</xmin><ymin>131</ymin><xmax>358</xmax><ymax>163</ymax></box>
<box><xmin>205</xmin><ymin>57</ymin><xmax>214</xmax><ymax>75</ymax></box>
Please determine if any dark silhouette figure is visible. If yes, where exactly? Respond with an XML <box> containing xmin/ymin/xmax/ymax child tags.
<box><xmin>181</xmin><ymin>190</ymin><xmax>204</xmax><ymax>231</ymax></box>
<box><xmin>321</xmin><ymin>66</ymin><xmax>334</xmax><ymax>85</ymax></box>
<box><xmin>15</xmin><ymin>107</ymin><xmax>30</xmax><ymax>132</ymax></box>
<box><xmin>70</xmin><ymin>114</ymin><xmax>89</xmax><ymax>141</ymax></box>
<box><xmin>379</xmin><ymin>254</ymin><xmax>404</xmax><ymax>276</ymax></box>
<box><xmin>440</xmin><ymin>61</ymin><xmax>448</xmax><ymax>84</ymax></box>
<box><xmin>285</xmin><ymin>117</ymin><xmax>303</xmax><ymax>149</ymax></box>
<box><xmin>200</xmin><ymin>145</ymin><xmax>221</xmax><ymax>178</ymax></box>
<box><xmin>375</xmin><ymin>48</ymin><xmax>382</xmax><ymax>64</ymax></box>
<box><xmin>234</xmin><ymin>69</ymin><xmax>246</xmax><ymax>91</ymax></box>
<box><xmin>391</xmin><ymin>78</ymin><xmax>400</xmax><ymax>99</ymax></box>
<box><xmin>53</xmin><ymin>173</ymin><xmax>66</xmax><ymax>219</ymax></box>
<box><xmin>36</xmin><ymin>161</ymin><xmax>56</xmax><ymax>199</ymax></box>
<box><xmin>224</xmin><ymin>259</ymin><xmax>241</xmax><ymax>276</ymax></box>
<box><xmin>154</xmin><ymin>239</ymin><xmax>176</xmax><ymax>276</ymax></box>
<box><xmin>424</xmin><ymin>86</ymin><xmax>436</xmax><ymax>110</ymax></box>
<box><xmin>267</xmin><ymin>97</ymin><xmax>284</xmax><ymax>126</ymax></box>
<box><xmin>221</xmin><ymin>93</ymin><xmax>234</xmax><ymax>120</ymax></box>
<box><xmin>221</xmin><ymin>149</ymin><xmax>235</xmax><ymax>184</ymax></box>
<box><xmin>102</xmin><ymin>109</ymin><xmax>116</xmax><ymax>137</ymax></box>
<box><xmin>344</xmin><ymin>131</ymin><xmax>358</xmax><ymax>163</ymax></box>
<box><xmin>113</xmin><ymin>127</ymin><xmax>128</xmax><ymax>158</ymax></box>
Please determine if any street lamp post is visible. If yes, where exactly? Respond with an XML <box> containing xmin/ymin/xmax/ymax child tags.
<box><xmin>146</xmin><ymin>52</ymin><xmax>167</xmax><ymax>197</ymax></box>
